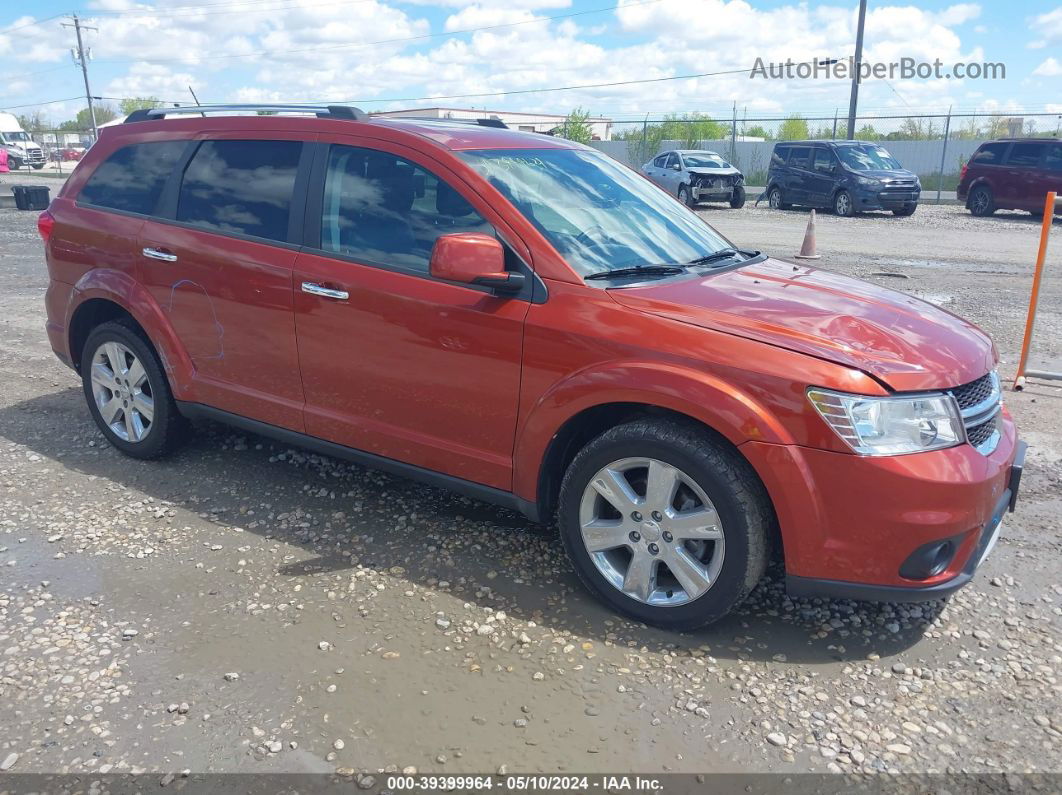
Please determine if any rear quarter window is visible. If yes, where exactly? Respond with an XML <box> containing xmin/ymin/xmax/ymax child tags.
<box><xmin>77</xmin><ymin>141</ymin><xmax>187</xmax><ymax>215</ymax></box>
<box><xmin>771</xmin><ymin>146</ymin><xmax>790</xmax><ymax>167</ymax></box>
<box><xmin>970</xmin><ymin>142</ymin><xmax>1008</xmax><ymax>166</ymax></box>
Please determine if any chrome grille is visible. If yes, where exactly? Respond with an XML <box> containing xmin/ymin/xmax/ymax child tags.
<box><xmin>947</xmin><ymin>371</ymin><xmax>1001</xmax><ymax>454</ymax></box>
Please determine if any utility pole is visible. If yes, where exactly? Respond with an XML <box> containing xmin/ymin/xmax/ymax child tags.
<box><xmin>63</xmin><ymin>14</ymin><xmax>99</xmax><ymax>140</ymax></box>
<box><xmin>846</xmin><ymin>0</ymin><xmax>868</xmax><ymax>140</ymax></box>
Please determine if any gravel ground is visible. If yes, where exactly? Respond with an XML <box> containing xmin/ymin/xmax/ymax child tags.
<box><xmin>1</xmin><ymin>196</ymin><xmax>1060</xmax><ymax>778</ymax></box>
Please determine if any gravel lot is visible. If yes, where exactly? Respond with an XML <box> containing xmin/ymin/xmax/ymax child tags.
<box><xmin>1</xmin><ymin>185</ymin><xmax>1061</xmax><ymax>778</ymax></box>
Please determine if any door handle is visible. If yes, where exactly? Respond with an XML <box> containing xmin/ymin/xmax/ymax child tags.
<box><xmin>142</xmin><ymin>247</ymin><xmax>177</xmax><ymax>262</ymax></box>
<box><xmin>301</xmin><ymin>282</ymin><xmax>349</xmax><ymax>300</ymax></box>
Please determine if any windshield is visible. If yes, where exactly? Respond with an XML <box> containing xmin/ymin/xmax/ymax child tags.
<box><xmin>681</xmin><ymin>152</ymin><xmax>730</xmax><ymax>169</ymax></box>
<box><xmin>836</xmin><ymin>144</ymin><xmax>903</xmax><ymax>171</ymax></box>
<box><xmin>1</xmin><ymin>131</ymin><xmax>30</xmax><ymax>142</ymax></box>
<box><xmin>459</xmin><ymin>148</ymin><xmax>730</xmax><ymax>276</ymax></box>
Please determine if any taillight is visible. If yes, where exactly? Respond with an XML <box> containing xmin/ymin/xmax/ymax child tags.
<box><xmin>959</xmin><ymin>163</ymin><xmax>968</xmax><ymax>182</ymax></box>
<box><xmin>37</xmin><ymin>209</ymin><xmax>55</xmax><ymax>243</ymax></box>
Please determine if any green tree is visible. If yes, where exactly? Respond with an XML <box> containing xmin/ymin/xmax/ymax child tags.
<box><xmin>743</xmin><ymin>124</ymin><xmax>772</xmax><ymax>140</ymax></box>
<box><xmin>559</xmin><ymin>107</ymin><xmax>593</xmax><ymax>144</ymax></box>
<box><xmin>659</xmin><ymin>112</ymin><xmax>726</xmax><ymax>148</ymax></box>
<box><xmin>621</xmin><ymin>123</ymin><xmax>666</xmax><ymax>166</ymax></box>
<box><xmin>776</xmin><ymin>114</ymin><xmax>809</xmax><ymax>141</ymax></box>
<box><xmin>16</xmin><ymin>110</ymin><xmax>46</xmax><ymax>132</ymax></box>
<box><xmin>59</xmin><ymin>104</ymin><xmax>119</xmax><ymax>131</ymax></box>
<box><xmin>856</xmin><ymin>124</ymin><xmax>881</xmax><ymax>140</ymax></box>
<box><xmin>119</xmin><ymin>97</ymin><xmax>162</xmax><ymax>114</ymax></box>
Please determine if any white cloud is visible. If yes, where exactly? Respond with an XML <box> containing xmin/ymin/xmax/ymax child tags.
<box><xmin>1032</xmin><ymin>57</ymin><xmax>1062</xmax><ymax>77</ymax></box>
<box><xmin>1028</xmin><ymin>6</ymin><xmax>1062</xmax><ymax>48</ymax></box>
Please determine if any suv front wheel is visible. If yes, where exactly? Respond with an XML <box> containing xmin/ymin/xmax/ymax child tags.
<box><xmin>557</xmin><ymin>418</ymin><xmax>771</xmax><ymax>630</ymax></box>
<box><xmin>81</xmin><ymin>321</ymin><xmax>186</xmax><ymax>459</ymax></box>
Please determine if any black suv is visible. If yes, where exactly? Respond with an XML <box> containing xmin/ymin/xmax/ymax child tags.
<box><xmin>764</xmin><ymin>140</ymin><xmax>920</xmax><ymax>217</ymax></box>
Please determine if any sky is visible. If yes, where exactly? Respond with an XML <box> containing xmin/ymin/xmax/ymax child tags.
<box><xmin>0</xmin><ymin>0</ymin><xmax>1060</xmax><ymax>131</ymax></box>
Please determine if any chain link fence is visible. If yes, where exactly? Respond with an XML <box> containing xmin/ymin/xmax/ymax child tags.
<box><xmin>595</xmin><ymin>110</ymin><xmax>1062</xmax><ymax>198</ymax></box>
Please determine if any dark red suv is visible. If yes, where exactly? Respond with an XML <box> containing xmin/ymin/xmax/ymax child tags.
<box><xmin>39</xmin><ymin>105</ymin><xmax>1024</xmax><ymax>629</ymax></box>
<box><xmin>958</xmin><ymin>138</ymin><xmax>1062</xmax><ymax>216</ymax></box>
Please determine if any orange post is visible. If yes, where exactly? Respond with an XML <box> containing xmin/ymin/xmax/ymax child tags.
<box><xmin>1013</xmin><ymin>190</ymin><xmax>1057</xmax><ymax>390</ymax></box>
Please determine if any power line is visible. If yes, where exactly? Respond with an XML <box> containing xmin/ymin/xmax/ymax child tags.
<box><xmin>90</xmin><ymin>0</ymin><xmax>668</xmax><ymax>64</ymax></box>
<box><xmin>0</xmin><ymin>13</ymin><xmax>66</xmax><ymax>34</ymax></box>
<box><xmin>89</xmin><ymin>0</ymin><xmax>380</xmax><ymax>18</ymax></box>
<box><xmin>0</xmin><ymin>96</ymin><xmax>83</xmax><ymax>111</ymax></box>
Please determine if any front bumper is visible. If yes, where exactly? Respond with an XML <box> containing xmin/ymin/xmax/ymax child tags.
<box><xmin>742</xmin><ymin>412</ymin><xmax>1022</xmax><ymax>602</ymax></box>
<box><xmin>692</xmin><ymin>181</ymin><xmax>741</xmax><ymax>201</ymax></box>
<box><xmin>854</xmin><ymin>185</ymin><xmax>920</xmax><ymax>210</ymax></box>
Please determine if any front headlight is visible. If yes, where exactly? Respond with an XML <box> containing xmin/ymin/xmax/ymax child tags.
<box><xmin>807</xmin><ymin>388</ymin><xmax>964</xmax><ymax>456</ymax></box>
<box><xmin>855</xmin><ymin>175</ymin><xmax>881</xmax><ymax>187</ymax></box>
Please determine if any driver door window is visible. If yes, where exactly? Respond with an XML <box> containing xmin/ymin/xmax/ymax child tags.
<box><xmin>320</xmin><ymin>145</ymin><xmax>493</xmax><ymax>274</ymax></box>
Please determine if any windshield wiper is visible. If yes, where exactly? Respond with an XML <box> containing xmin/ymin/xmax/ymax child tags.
<box><xmin>686</xmin><ymin>248</ymin><xmax>758</xmax><ymax>266</ymax></box>
<box><xmin>584</xmin><ymin>264</ymin><xmax>686</xmax><ymax>281</ymax></box>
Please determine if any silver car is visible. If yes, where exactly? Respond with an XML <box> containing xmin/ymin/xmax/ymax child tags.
<box><xmin>641</xmin><ymin>149</ymin><xmax>745</xmax><ymax>209</ymax></box>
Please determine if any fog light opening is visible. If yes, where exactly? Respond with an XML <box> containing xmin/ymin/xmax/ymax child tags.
<box><xmin>899</xmin><ymin>536</ymin><xmax>962</xmax><ymax>581</ymax></box>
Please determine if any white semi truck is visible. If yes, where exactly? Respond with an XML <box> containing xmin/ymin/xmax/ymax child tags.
<box><xmin>0</xmin><ymin>112</ymin><xmax>47</xmax><ymax>169</ymax></box>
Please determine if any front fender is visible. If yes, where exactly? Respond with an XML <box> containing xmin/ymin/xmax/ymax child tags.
<box><xmin>69</xmin><ymin>269</ymin><xmax>196</xmax><ymax>398</ymax></box>
<box><xmin>511</xmin><ymin>361</ymin><xmax>795</xmax><ymax>501</ymax></box>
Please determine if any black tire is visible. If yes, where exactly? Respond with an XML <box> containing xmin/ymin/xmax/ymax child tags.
<box><xmin>557</xmin><ymin>417</ymin><xmax>771</xmax><ymax>631</ymax></box>
<box><xmin>893</xmin><ymin>203</ymin><xmax>917</xmax><ymax>217</ymax></box>
<box><xmin>9</xmin><ymin>158</ymin><xmax>22</xmax><ymax>170</ymax></box>
<box><xmin>969</xmin><ymin>185</ymin><xmax>995</xmax><ymax>217</ymax></box>
<box><xmin>80</xmin><ymin>320</ymin><xmax>186</xmax><ymax>460</ymax></box>
<box><xmin>766</xmin><ymin>186</ymin><xmax>790</xmax><ymax>210</ymax></box>
<box><xmin>678</xmin><ymin>184</ymin><xmax>695</xmax><ymax>208</ymax></box>
<box><xmin>833</xmin><ymin>189</ymin><xmax>856</xmax><ymax>217</ymax></box>
<box><xmin>729</xmin><ymin>186</ymin><xmax>746</xmax><ymax>209</ymax></box>
<box><xmin>31</xmin><ymin>163</ymin><xmax>45</xmax><ymax>170</ymax></box>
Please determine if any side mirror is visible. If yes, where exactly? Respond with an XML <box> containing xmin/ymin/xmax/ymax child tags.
<box><xmin>671</xmin><ymin>163</ymin><xmax>682</xmax><ymax>171</ymax></box>
<box><xmin>429</xmin><ymin>233</ymin><xmax>525</xmax><ymax>295</ymax></box>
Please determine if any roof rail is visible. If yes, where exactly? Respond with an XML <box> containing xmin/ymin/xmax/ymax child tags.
<box><xmin>379</xmin><ymin>116</ymin><xmax>509</xmax><ymax>129</ymax></box>
<box><xmin>124</xmin><ymin>104</ymin><xmax>369</xmax><ymax>123</ymax></box>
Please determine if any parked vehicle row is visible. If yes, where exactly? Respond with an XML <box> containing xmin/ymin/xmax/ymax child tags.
<box><xmin>40</xmin><ymin>106</ymin><xmax>1022</xmax><ymax>629</ymax></box>
<box><xmin>640</xmin><ymin>137</ymin><xmax>1060</xmax><ymax>220</ymax></box>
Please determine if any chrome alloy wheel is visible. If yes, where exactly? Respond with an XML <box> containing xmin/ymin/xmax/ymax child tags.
<box><xmin>835</xmin><ymin>191</ymin><xmax>851</xmax><ymax>216</ymax></box>
<box><xmin>578</xmin><ymin>457</ymin><xmax>725</xmax><ymax>607</ymax></box>
<box><xmin>971</xmin><ymin>188</ymin><xmax>990</xmax><ymax>215</ymax></box>
<box><xmin>90</xmin><ymin>341</ymin><xmax>154</xmax><ymax>442</ymax></box>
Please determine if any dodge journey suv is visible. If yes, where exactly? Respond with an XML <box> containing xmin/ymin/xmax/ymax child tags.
<box><xmin>39</xmin><ymin>105</ymin><xmax>1023</xmax><ymax>629</ymax></box>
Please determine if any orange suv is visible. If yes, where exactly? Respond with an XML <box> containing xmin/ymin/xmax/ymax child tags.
<box><xmin>39</xmin><ymin>105</ymin><xmax>1024</xmax><ymax>629</ymax></box>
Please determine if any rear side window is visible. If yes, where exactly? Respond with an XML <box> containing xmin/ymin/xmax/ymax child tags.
<box><xmin>653</xmin><ymin>155</ymin><xmax>667</xmax><ymax>167</ymax></box>
<box><xmin>970</xmin><ymin>142</ymin><xmax>1008</xmax><ymax>165</ymax></box>
<box><xmin>1046</xmin><ymin>143</ymin><xmax>1062</xmax><ymax>172</ymax></box>
<box><xmin>78</xmin><ymin>141</ymin><xmax>186</xmax><ymax>215</ymax></box>
<box><xmin>177</xmin><ymin>139</ymin><xmax>302</xmax><ymax>242</ymax></box>
<box><xmin>319</xmin><ymin>145</ymin><xmax>493</xmax><ymax>273</ymax></box>
<box><xmin>771</xmin><ymin>145</ymin><xmax>790</xmax><ymax>166</ymax></box>
<box><xmin>1006</xmin><ymin>142</ymin><xmax>1044</xmax><ymax>167</ymax></box>
<box><xmin>789</xmin><ymin>147</ymin><xmax>812</xmax><ymax>169</ymax></box>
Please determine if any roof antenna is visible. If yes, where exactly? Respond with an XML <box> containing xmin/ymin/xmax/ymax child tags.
<box><xmin>188</xmin><ymin>86</ymin><xmax>206</xmax><ymax>118</ymax></box>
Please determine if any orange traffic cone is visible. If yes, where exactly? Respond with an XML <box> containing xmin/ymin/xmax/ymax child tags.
<box><xmin>794</xmin><ymin>209</ymin><xmax>821</xmax><ymax>260</ymax></box>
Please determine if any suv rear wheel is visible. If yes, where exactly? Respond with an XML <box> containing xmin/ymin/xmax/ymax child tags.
<box><xmin>81</xmin><ymin>321</ymin><xmax>186</xmax><ymax>459</ymax></box>
<box><xmin>557</xmin><ymin>418</ymin><xmax>770</xmax><ymax>630</ymax></box>
<box><xmin>969</xmin><ymin>185</ymin><xmax>995</xmax><ymax>217</ymax></box>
